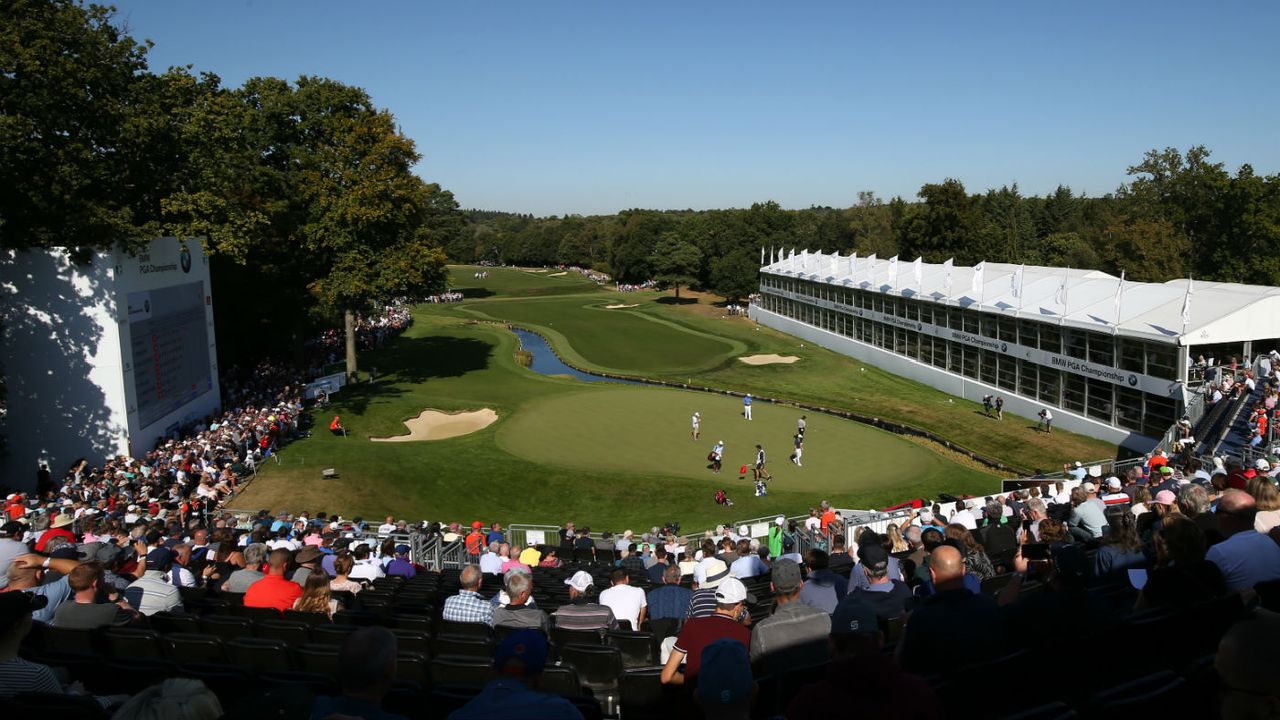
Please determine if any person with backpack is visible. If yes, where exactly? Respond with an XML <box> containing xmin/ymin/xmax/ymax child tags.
<box><xmin>768</xmin><ymin>516</ymin><xmax>785</xmax><ymax>557</ymax></box>
<box><xmin>709</xmin><ymin>441</ymin><xmax>724</xmax><ymax>474</ymax></box>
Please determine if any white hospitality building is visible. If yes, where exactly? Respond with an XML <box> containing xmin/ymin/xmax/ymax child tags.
<box><xmin>750</xmin><ymin>250</ymin><xmax>1280</xmax><ymax>451</ymax></box>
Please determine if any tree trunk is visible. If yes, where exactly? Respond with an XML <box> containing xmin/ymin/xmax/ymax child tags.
<box><xmin>344</xmin><ymin>309</ymin><xmax>358</xmax><ymax>382</ymax></box>
<box><xmin>675</xmin><ymin>283</ymin><xmax>681</xmax><ymax>299</ymax></box>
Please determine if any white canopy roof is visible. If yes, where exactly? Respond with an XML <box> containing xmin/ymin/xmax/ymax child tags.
<box><xmin>761</xmin><ymin>251</ymin><xmax>1280</xmax><ymax>346</ymax></box>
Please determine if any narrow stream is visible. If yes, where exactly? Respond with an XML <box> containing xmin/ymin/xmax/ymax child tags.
<box><xmin>510</xmin><ymin>327</ymin><xmax>641</xmax><ymax>385</ymax></box>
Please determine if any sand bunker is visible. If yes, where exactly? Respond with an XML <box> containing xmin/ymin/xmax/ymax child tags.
<box><xmin>548</xmin><ymin>271</ymin><xmax>567</xmax><ymax>277</ymax></box>
<box><xmin>605</xmin><ymin>303</ymin><xmax>639</xmax><ymax>309</ymax></box>
<box><xmin>523</xmin><ymin>269</ymin><xmax>549</xmax><ymax>273</ymax></box>
<box><xmin>371</xmin><ymin>408</ymin><xmax>498</xmax><ymax>442</ymax></box>
<box><xmin>738</xmin><ymin>354</ymin><xmax>800</xmax><ymax>365</ymax></box>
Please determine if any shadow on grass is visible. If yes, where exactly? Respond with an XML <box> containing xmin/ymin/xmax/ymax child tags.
<box><xmin>655</xmin><ymin>296</ymin><xmax>698</xmax><ymax>305</ymax></box>
<box><xmin>338</xmin><ymin>336</ymin><xmax>494</xmax><ymax>415</ymax></box>
<box><xmin>460</xmin><ymin>287</ymin><xmax>495</xmax><ymax>299</ymax></box>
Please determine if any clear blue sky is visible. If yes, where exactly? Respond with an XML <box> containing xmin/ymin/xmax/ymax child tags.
<box><xmin>112</xmin><ymin>0</ymin><xmax>1279</xmax><ymax>216</ymax></box>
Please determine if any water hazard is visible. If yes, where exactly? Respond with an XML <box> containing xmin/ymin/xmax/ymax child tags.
<box><xmin>510</xmin><ymin>327</ymin><xmax>640</xmax><ymax>385</ymax></box>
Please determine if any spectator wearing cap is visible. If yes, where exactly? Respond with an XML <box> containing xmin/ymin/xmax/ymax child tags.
<box><xmin>34</xmin><ymin>512</ymin><xmax>75</xmax><ymax>553</ymax></box>
<box><xmin>599</xmin><ymin>568</ymin><xmax>647</xmax><ymax>631</ymax></box>
<box><xmin>786</xmin><ymin>596</ymin><xmax>940</xmax><ymax>719</ymax></box>
<box><xmin>688</xmin><ymin>558</ymin><xmax>732</xmax><ymax>618</ymax></box>
<box><xmin>848</xmin><ymin>532</ymin><xmax>903</xmax><ymax>593</ymax></box>
<box><xmin>385</xmin><ymin>545</ymin><xmax>416</xmax><ymax>578</ymax></box>
<box><xmin>1152</xmin><ymin>464</ymin><xmax>1180</xmax><ymax>495</ymax></box>
<box><xmin>442</xmin><ymin>565</ymin><xmax>494</xmax><ymax>626</ymax></box>
<box><xmin>3</xmin><ymin>552</ymin><xmax>80</xmax><ymax>623</ymax></box>
<box><xmin>1207</xmin><ymin>490</ymin><xmax>1280</xmax><ymax>592</ymax></box>
<box><xmin>311</xmin><ymin>627</ymin><xmax>407</xmax><ymax>720</ymax></box>
<box><xmin>0</xmin><ymin>591</ymin><xmax>64</xmax><ymax>698</ymax></box>
<box><xmin>224</xmin><ymin>543</ymin><xmax>267</xmax><ymax>593</ymax></box>
<box><xmin>1068</xmin><ymin>461</ymin><xmax>1087</xmax><ymax>481</ymax></box>
<box><xmin>1082</xmin><ymin>479</ymin><xmax>1106</xmax><ymax>514</ymax></box>
<box><xmin>123</xmin><ymin>548</ymin><xmax>184</xmax><ymax>616</ymax></box>
<box><xmin>52</xmin><ymin>562</ymin><xmax>137</xmax><ymax>629</ymax></box>
<box><xmin>1066</xmin><ymin>486</ymin><xmax>1107</xmax><ymax>541</ymax></box>
<box><xmin>552</xmin><ymin>571</ymin><xmax>616</xmax><ymax>631</ymax></box>
<box><xmin>447</xmin><ymin>629</ymin><xmax>582</xmax><ymax>719</ymax></box>
<box><xmin>847</xmin><ymin>545</ymin><xmax>914</xmax><ymax>621</ymax></box>
<box><xmin>465</xmin><ymin>521</ymin><xmax>486</xmax><ymax>557</ymax></box>
<box><xmin>767</xmin><ymin>516</ymin><xmax>785</xmax><ymax>558</ymax></box>
<box><xmin>977</xmin><ymin>504</ymin><xmax>1018</xmax><ymax>561</ymax></box>
<box><xmin>697</xmin><ymin>639</ymin><xmax>755</xmax><ymax>720</ymax></box>
<box><xmin>661</xmin><ymin>576</ymin><xmax>752</xmax><ymax>686</ymax></box>
<box><xmin>1100</xmin><ymin>477</ymin><xmax>1130</xmax><ymax>507</ymax></box>
<box><xmin>749</xmin><ymin>559</ymin><xmax>829</xmax><ymax>674</ymax></box>
<box><xmin>491</xmin><ymin>572</ymin><xmax>550</xmax><ymax>635</ymax></box>
<box><xmin>898</xmin><ymin>546</ymin><xmax>1005</xmax><ymax>676</ymax></box>
<box><xmin>648</xmin><ymin>564</ymin><xmax>693</xmax><ymax>621</ymax></box>
<box><xmin>798</xmin><ymin>549</ymin><xmax>844</xmax><ymax>614</ymax></box>
<box><xmin>243</xmin><ymin>548</ymin><xmax>303</xmax><ymax>612</ymax></box>
<box><xmin>349</xmin><ymin>543</ymin><xmax>386</xmax><ymax>583</ymax></box>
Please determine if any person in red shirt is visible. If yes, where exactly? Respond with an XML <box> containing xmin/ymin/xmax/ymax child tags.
<box><xmin>661</xmin><ymin>576</ymin><xmax>751</xmax><ymax>686</ymax></box>
<box><xmin>35</xmin><ymin>513</ymin><xmax>76</xmax><ymax>553</ymax></box>
<box><xmin>244</xmin><ymin>548</ymin><xmax>303</xmax><ymax>612</ymax></box>
<box><xmin>465</xmin><ymin>521</ymin><xmax>485</xmax><ymax>557</ymax></box>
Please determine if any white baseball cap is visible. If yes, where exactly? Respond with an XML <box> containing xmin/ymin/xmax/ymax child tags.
<box><xmin>714</xmin><ymin>576</ymin><xmax>748</xmax><ymax>604</ymax></box>
<box><xmin>1082</xmin><ymin>482</ymin><xmax>1097</xmax><ymax>493</ymax></box>
<box><xmin>1106</xmin><ymin>477</ymin><xmax>1122</xmax><ymax>489</ymax></box>
<box><xmin>564</xmin><ymin>571</ymin><xmax>594</xmax><ymax>592</ymax></box>
<box><xmin>775</xmin><ymin>516</ymin><xmax>785</xmax><ymax>526</ymax></box>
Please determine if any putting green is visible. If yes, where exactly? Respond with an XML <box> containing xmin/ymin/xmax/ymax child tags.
<box><xmin>497</xmin><ymin>384</ymin><xmax>973</xmax><ymax>493</ymax></box>
<box><xmin>463</xmin><ymin>297</ymin><xmax>742</xmax><ymax>374</ymax></box>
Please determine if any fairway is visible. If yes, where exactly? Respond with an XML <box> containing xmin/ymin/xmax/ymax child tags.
<box><xmin>463</xmin><ymin>296</ymin><xmax>742</xmax><ymax>374</ymax></box>
<box><xmin>449</xmin><ymin>264</ymin><xmax>601</xmax><ymax>298</ymax></box>
<box><xmin>498</xmin><ymin>385</ymin><xmax>960</xmax><ymax>491</ymax></box>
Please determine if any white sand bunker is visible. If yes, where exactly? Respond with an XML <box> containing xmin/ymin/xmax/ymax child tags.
<box><xmin>371</xmin><ymin>408</ymin><xmax>498</xmax><ymax>442</ymax></box>
<box><xmin>523</xmin><ymin>268</ymin><xmax>549</xmax><ymax>273</ymax></box>
<box><xmin>605</xmin><ymin>303</ymin><xmax>639</xmax><ymax>309</ymax></box>
<box><xmin>548</xmin><ymin>271</ymin><xmax>567</xmax><ymax>277</ymax></box>
<box><xmin>738</xmin><ymin>354</ymin><xmax>800</xmax><ymax>365</ymax></box>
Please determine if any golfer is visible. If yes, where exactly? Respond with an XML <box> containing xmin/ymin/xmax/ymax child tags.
<box><xmin>754</xmin><ymin>444</ymin><xmax>770</xmax><ymax>481</ymax></box>
<box><xmin>711</xmin><ymin>441</ymin><xmax>725</xmax><ymax>474</ymax></box>
<box><xmin>792</xmin><ymin>433</ymin><xmax>803</xmax><ymax>467</ymax></box>
<box><xmin>797</xmin><ymin>415</ymin><xmax>806</xmax><ymax>437</ymax></box>
<box><xmin>1039</xmin><ymin>408</ymin><xmax>1053</xmax><ymax>434</ymax></box>
<box><xmin>691</xmin><ymin>411</ymin><xmax>701</xmax><ymax>441</ymax></box>
<box><xmin>743</xmin><ymin>394</ymin><xmax>753</xmax><ymax>420</ymax></box>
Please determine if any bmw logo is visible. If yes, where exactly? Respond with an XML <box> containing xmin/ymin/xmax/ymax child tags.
<box><xmin>179</xmin><ymin>244</ymin><xmax>192</xmax><ymax>273</ymax></box>
<box><xmin>1000</xmin><ymin>343</ymin><xmax>1008</xmax><ymax>353</ymax></box>
<box><xmin>1128</xmin><ymin>375</ymin><xmax>1138</xmax><ymax>387</ymax></box>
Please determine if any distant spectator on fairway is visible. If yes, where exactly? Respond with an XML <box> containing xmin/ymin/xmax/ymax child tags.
<box><xmin>691</xmin><ymin>411</ymin><xmax>701</xmax><ymax>441</ymax></box>
<box><xmin>743</xmin><ymin>394</ymin><xmax>753</xmax><ymax>420</ymax></box>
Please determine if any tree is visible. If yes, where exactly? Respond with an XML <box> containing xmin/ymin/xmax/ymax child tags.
<box><xmin>0</xmin><ymin>0</ymin><xmax>152</xmax><ymax>252</ymax></box>
<box><xmin>900</xmin><ymin>179</ymin><xmax>978</xmax><ymax>262</ymax></box>
<box><xmin>649</xmin><ymin>234</ymin><xmax>702</xmax><ymax>298</ymax></box>
<box><xmin>710</xmin><ymin>248</ymin><xmax>759</xmax><ymax>301</ymax></box>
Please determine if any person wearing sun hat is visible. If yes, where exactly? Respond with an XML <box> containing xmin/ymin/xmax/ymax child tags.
<box><xmin>34</xmin><ymin>511</ymin><xmax>75</xmax><ymax>553</ymax></box>
<box><xmin>551</xmin><ymin>570</ymin><xmax>616</xmax><ymax>631</ymax></box>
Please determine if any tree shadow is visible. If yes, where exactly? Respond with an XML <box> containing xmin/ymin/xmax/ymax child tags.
<box><xmin>334</xmin><ymin>335</ymin><xmax>494</xmax><ymax>415</ymax></box>
<box><xmin>0</xmin><ymin>249</ymin><xmax>122</xmax><ymax>493</ymax></box>
<box><xmin>460</xmin><ymin>288</ymin><xmax>494</xmax><ymax>299</ymax></box>
<box><xmin>655</xmin><ymin>296</ymin><xmax>697</xmax><ymax>305</ymax></box>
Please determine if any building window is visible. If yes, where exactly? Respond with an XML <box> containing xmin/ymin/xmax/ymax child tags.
<box><xmin>1115</xmin><ymin>387</ymin><xmax>1145</xmax><ymax>432</ymax></box>
<box><xmin>997</xmin><ymin>355</ymin><xmax>1017</xmax><ymax>390</ymax></box>
<box><xmin>947</xmin><ymin>308</ymin><xmax>961</xmax><ymax>330</ymax></box>
<box><xmin>894</xmin><ymin>327</ymin><xmax>908</xmax><ymax>355</ymax></box>
<box><xmin>1118</xmin><ymin>338</ymin><xmax>1145</xmax><ymax>373</ymax></box>
<box><xmin>1144</xmin><ymin>395</ymin><xmax>1177</xmax><ymax>438</ymax></box>
<box><xmin>1018</xmin><ymin>320</ymin><xmax>1039</xmax><ymax>349</ymax></box>
<box><xmin>980</xmin><ymin>314</ymin><xmax>999</xmax><ymax>340</ymax></box>
<box><xmin>1089</xmin><ymin>333</ymin><xmax>1115</xmax><ymax>367</ymax></box>
<box><xmin>979</xmin><ymin>350</ymin><xmax>999</xmax><ymax>385</ymax></box>
<box><xmin>931</xmin><ymin>337</ymin><xmax>947</xmax><ymax>368</ymax></box>
<box><xmin>963</xmin><ymin>309</ymin><xmax>979</xmax><ymax>334</ymax></box>
<box><xmin>1064</xmin><ymin>329</ymin><xmax>1087</xmax><ymax>361</ymax></box>
<box><xmin>1147</xmin><ymin>343</ymin><xmax>1178</xmax><ymax>379</ymax></box>
<box><xmin>1086</xmin><ymin>378</ymin><xmax>1114</xmax><ymax>422</ymax></box>
<box><xmin>1063</xmin><ymin>374</ymin><xmax>1086</xmax><ymax>413</ymax></box>
<box><xmin>1039</xmin><ymin>324</ymin><xmax>1061</xmax><ymax>354</ymax></box>
<box><xmin>962</xmin><ymin>346</ymin><xmax>980</xmax><ymax>379</ymax></box>
<box><xmin>998</xmin><ymin>316</ymin><xmax>1017</xmax><ymax>344</ymax></box>
<box><xmin>1038</xmin><ymin>368</ymin><xmax>1061</xmax><ymax>405</ymax></box>
<box><xmin>1018</xmin><ymin>359</ymin><xmax>1038</xmax><ymax>397</ymax></box>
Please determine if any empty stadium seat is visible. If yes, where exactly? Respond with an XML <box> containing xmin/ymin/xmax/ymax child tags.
<box><xmin>199</xmin><ymin>615</ymin><xmax>253</xmax><ymax>642</ymax></box>
<box><xmin>1</xmin><ymin>692</ymin><xmax>108</xmax><ymax>720</ymax></box>
<box><xmin>555</xmin><ymin>644</ymin><xmax>623</xmax><ymax>698</ymax></box>
<box><xmin>540</xmin><ymin>663</ymin><xmax>582</xmax><ymax>697</ymax></box>
<box><xmin>430</xmin><ymin>656</ymin><xmax>493</xmax><ymax>687</ymax></box>
<box><xmin>606</xmin><ymin>630</ymin><xmax>657</xmax><ymax>667</ymax></box>
<box><xmin>619</xmin><ymin>666</ymin><xmax>667</xmax><ymax>720</ymax></box>
<box><xmin>395</xmin><ymin>651</ymin><xmax>431</xmax><ymax>687</ymax></box>
<box><xmin>1087</xmin><ymin>671</ymin><xmax>1188</xmax><ymax>719</ymax></box>
<box><xmin>162</xmin><ymin>633</ymin><xmax>227</xmax><ymax>663</ymax></box>
<box><xmin>255</xmin><ymin>619</ymin><xmax>312</xmax><ymax>646</ymax></box>
<box><xmin>284</xmin><ymin>609</ymin><xmax>332</xmax><ymax>626</ymax></box>
<box><xmin>391</xmin><ymin>629</ymin><xmax>432</xmax><ymax>655</ymax></box>
<box><xmin>996</xmin><ymin>702</ymin><xmax>1078</xmax><ymax>720</ymax></box>
<box><xmin>151</xmin><ymin>610</ymin><xmax>201</xmax><ymax>634</ymax></box>
<box><xmin>232</xmin><ymin>604</ymin><xmax>284</xmax><ymax>623</ymax></box>
<box><xmin>294</xmin><ymin>644</ymin><xmax>341</xmax><ymax>677</ymax></box>
<box><xmin>433</xmin><ymin>635</ymin><xmax>494</xmax><ymax>659</ymax></box>
<box><xmin>310</xmin><ymin>624</ymin><xmax>357</xmax><ymax>646</ymax></box>
<box><xmin>551</xmin><ymin>626</ymin><xmax>603</xmax><ymax>650</ymax></box>
<box><xmin>438</xmin><ymin>619</ymin><xmax>492</xmax><ymax>639</ymax></box>
<box><xmin>101</xmin><ymin>627</ymin><xmax>164</xmax><ymax>659</ymax></box>
<box><xmin>224</xmin><ymin>637</ymin><xmax>294</xmax><ymax>672</ymax></box>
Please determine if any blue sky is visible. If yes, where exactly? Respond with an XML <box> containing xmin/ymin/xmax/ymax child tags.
<box><xmin>112</xmin><ymin>1</ymin><xmax>1280</xmax><ymax>216</ymax></box>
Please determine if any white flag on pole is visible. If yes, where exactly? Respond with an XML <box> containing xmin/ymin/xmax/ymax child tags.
<box><xmin>971</xmin><ymin>261</ymin><xmax>986</xmax><ymax>299</ymax></box>
<box><xmin>912</xmin><ymin>257</ymin><xmax>923</xmax><ymax>294</ymax></box>
<box><xmin>830</xmin><ymin>253</ymin><xmax>838</xmax><ymax>276</ymax></box>
<box><xmin>865</xmin><ymin>253</ymin><xmax>877</xmax><ymax>285</ymax></box>
<box><xmin>942</xmin><ymin>258</ymin><xmax>954</xmax><ymax>299</ymax></box>
<box><xmin>1011</xmin><ymin>264</ymin><xmax>1025</xmax><ymax>299</ymax></box>
<box><xmin>760</xmin><ymin>247</ymin><xmax>765</xmax><ymax>265</ymax></box>
<box><xmin>1054</xmin><ymin>267</ymin><xmax>1070</xmax><ymax>313</ymax></box>
<box><xmin>849</xmin><ymin>252</ymin><xmax>857</xmax><ymax>278</ymax></box>
<box><xmin>887</xmin><ymin>255</ymin><xmax>899</xmax><ymax>289</ymax></box>
<box><xmin>1181</xmin><ymin>276</ymin><xmax>1194</xmax><ymax>329</ymax></box>
<box><xmin>1114</xmin><ymin>270</ymin><xmax>1126</xmax><ymax>327</ymax></box>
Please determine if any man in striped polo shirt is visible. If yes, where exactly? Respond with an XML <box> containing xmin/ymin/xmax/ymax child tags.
<box><xmin>551</xmin><ymin>571</ymin><xmax>616</xmax><ymax>631</ymax></box>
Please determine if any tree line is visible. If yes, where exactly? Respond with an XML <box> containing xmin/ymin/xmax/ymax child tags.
<box><xmin>1</xmin><ymin>0</ymin><xmax>462</xmax><ymax>374</ymax></box>
<box><xmin>452</xmin><ymin>146</ymin><xmax>1280</xmax><ymax>299</ymax></box>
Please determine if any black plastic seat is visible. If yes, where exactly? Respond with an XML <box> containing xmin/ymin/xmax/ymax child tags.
<box><xmin>151</xmin><ymin>610</ymin><xmax>201</xmax><ymax>634</ymax></box>
<box><xmin>199</xmin><ymin>615</ymin><xmax>254</xmax><ymax>642</ymax></box>
<box><xmin>162</xmin><ymin>633</ymin><xmax>226</xmax><ymax>663</ymax></box>
<box><xmin>101</xmin><ymin>627</ymin><xmax>164</xmax><ymax>659</ymax></box>
<box><xmin>391</xmin><ymin>629</ymin><xmax>432</xmax><ymax>654</ymax></box>
<box><xmin>555</xmin><ymin>644</ymin><xmax>623</xmax><ymax>697</ymax></box>
<box><xmin>619</xmin><ymin>666</ymin><xmax>667</xmax><ymax>720</ymax></box>
<box><xmin>433</xmin><ymin>635</ymin><xmax>494</xmax><ymax>659</ymax></box>
<box><xmin>98</xmin><ymin>657</ymin><xmax>175</xmax><ymax>694</ymax></box>
<box><xmin>551</xmin><ymin>626</ymin><xmax>603</xmax><ymax>651</ymax></box>
<box><xmin>540</xmin><ymin>663</ymin><xmax>582</xmax><ymax>697</ymax></box>
<box><xmin>391</xmin><ymin>613</ymin><xmax>434</xmax><ymax>635</ymax></box>
<box><xmin>260</xmin><ymin>669</ymin><xmax>336</xmax><ymax>695</ymax></box>
<box><xmin>310</xmin><ymin>623</ymin><xmax>357</xmax><ymax>646</ymax></box>
<box><xmin>34</xmin><ymin>625</ymin><xmax>96</xmax><ymax>655</ymax></box>
<box><xmin>1087</xmin><ymin>671</ymin><xmax>1188</xmax><ymax>720</ymax></box>
<box><xmin>294</xmin><ymin>643</ymin><xmax>341</xmax><ymax>677</ymax></box>
<box><xmin>283</xmin><ymin>609</ymin><xmax>332</xmax><ymax>626</ymax></box>
<box><xmin>606</xmin><ymin>630</ymin><xmax>657</xmax><ymax>667</ymax></box>
<box><xmin>224</xmin><ymin>637</ymin><xmax>294</xmax><ymax>672</ymax></box>
<box><xmin>174</xmin><ymin>662</ymin><xmax>253</xmax><ymax>706</ymax></box>
<box><xmin>255</xmin><ymin>619</ymin><xmax>312</xmax><ymax>646</ymax></box>
<box><xmin>996</xmin><ymin>702</ymin><xmax>1078</xmax><ymax>720</ymax></box>
<box><xmin>430</xmin><ymin>656</ymin><xmax>493</xmax><ymax>687</ymax></box>
<box><xmin>231</xmin><ymin>604</ymin><xmax>284</xmax><ymax>623</ymax></box>
<box><xmin>438</xmin><ymin>619</ymin><xmax>492</xmax><ymax>639</ymax></box>
<box><xmin>5</xmin><ymin>692</ymin><xmax>108</xmax><ymax>720</ymax></box>
<box><xmin>395</xmin><ymin>651</ymin><xmax>431</xmax><ymax>687</ymax></box>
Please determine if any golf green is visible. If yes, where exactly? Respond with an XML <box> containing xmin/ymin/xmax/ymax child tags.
<box><xmin>498</xmin><ymin>385</ymin><xmax>965</xmax><ymax>492</ymax></box>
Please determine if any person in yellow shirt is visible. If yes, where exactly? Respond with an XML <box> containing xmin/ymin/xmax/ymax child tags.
<box><xmin>518</xmin><ymin>545</ymin><xmax>542</xmax><ymax>566</ymax></box>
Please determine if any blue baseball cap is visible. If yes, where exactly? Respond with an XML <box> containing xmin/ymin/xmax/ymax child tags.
<box><xmin>830</xmin><ymin>596</ymin><xmax>879</xmax><ymax>636</ymax></box>
<box><xmin>696</xmin><ymin>639</ymin><xmax>752</xmax><ymax>707</ymax></box>
<box><xmin>494</xmin><ymin>629</ymin><xmax>548</xmax><ymax>676</ymax></box>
